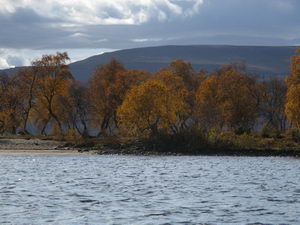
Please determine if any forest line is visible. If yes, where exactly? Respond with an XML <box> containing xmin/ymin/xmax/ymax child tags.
<box><xmin>0</xmin><ymin>49</ymin><xmax>300</xmax><ymax>152</ymax></box>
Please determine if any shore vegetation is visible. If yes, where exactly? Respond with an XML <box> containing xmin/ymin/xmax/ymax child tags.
<box><xmin>0</xmin><ymin>48</ymin><xmax>300</xmax><ymax>156</ymax></box>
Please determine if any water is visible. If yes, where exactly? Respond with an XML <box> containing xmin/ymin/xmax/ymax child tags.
<box><xmin>0</xmin><ymin>155</ymin><xmax>299</xmax><ymax>225</ymax></box>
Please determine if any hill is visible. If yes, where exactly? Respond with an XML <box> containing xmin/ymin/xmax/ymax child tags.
<box><xmin>1</xmin><ymin>45</ymin><xmax>298</xmax><ymax>81</ymax></box>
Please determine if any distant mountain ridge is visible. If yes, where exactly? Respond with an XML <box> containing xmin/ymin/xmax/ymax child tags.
<box><xmin>1</xmin><ymin>45</ymin><xmax>298</xmax><ymax>81</ymax></box>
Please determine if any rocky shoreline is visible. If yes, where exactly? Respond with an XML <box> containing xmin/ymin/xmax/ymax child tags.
<box><xmin>93</xmin><ymin>147</ymin><xmax>300</xmax><ymax>157</ymax></box>
<box><xmin>74</xmin><ymin>140</ymin><xmax>300</xmax><ymax>157</ymax></box>
<box><xmin>0</xmin><ymin>138</ymin><xmax>300</xmax><ymax>157</ymax></box>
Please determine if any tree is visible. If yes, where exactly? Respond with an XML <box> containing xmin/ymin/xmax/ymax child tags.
<box><xmin>168</xmin><ymin>59</ymin><xmax>195</xmax><ymax>89</ymax></box>
<box><xmin>286</xmin><ymin>48</ymin><xmax>300</xmax><ymax>87</ymax></box>
<box><xmin>195</xmin><ymin>65</ymin><xmax>262</xmax><ymax>133</ymax></box>
<box><xmin>31</xmin><ymin>52</ymin><xmax>72</xmax><ymax>135</ymax></box>
<box><xmin>88</xmin><ymin>59</ymin><xmax>149</xmax><ymax>136</ymax></box>
<box><xmin>196</xmin><ymin>75</ymin><xmax>222</xmax><ymax>130</ymax></box>
<box><xmin>285</xmin><ymin>84</ymin><xmax>300</xmax><ymax>130</ymax></box>
<box><xmin>262</xmin><ymin>77</ymin><xmax>287</xmax><ymax>132</ymax></box>
<box><xmin>16</xmin><ymin>68</ymin><xmax>38</xmax><ymax>134</ymax></box>
<box><xmin>0</xmin><ymin>74</ymin><xmax>22</xmax><ymax>134</ymax></box>
<box><xmin>217</xmin><ymin>66</ymin><xmax>261</xmax><ymax>133</ymax></box>
<box><xmin>88</xmin><ymin>59</ymin><xmax>126</xmax><ymax>136</ymax></box>
<box><xmin>285</xmin><ymin>48</ymin><xmax>300</xmax><ymax>131</ymax></box>
<box><xmin>154</xmin><ymin>70</ymin><xmax>191</xmax><ymax>133</ymax></box>
<box><xmin>158</xmin><ymin>59</ymin><xmax>204</xmax><ymax>128</ymax></box>
<box><xmin>60</xmin><ymin>81</ymin><xmax>90</xmax><ymax>137</ymax></box>
<box><xmin>117</xmin><ymin>79</ymin><xmax>189</xmax><ymax>137</ymax></box>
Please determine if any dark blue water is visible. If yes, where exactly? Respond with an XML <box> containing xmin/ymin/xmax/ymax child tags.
<box><xmin>0</xmin><ymin>155</ymin><xmax>299</xmax><ymax>225</ymax></box>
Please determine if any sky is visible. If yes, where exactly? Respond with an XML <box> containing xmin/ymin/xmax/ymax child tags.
<box><xmin>0</xmin><ymin>0</ymin><xmax>299</xmax><ymax>69</ymax></box>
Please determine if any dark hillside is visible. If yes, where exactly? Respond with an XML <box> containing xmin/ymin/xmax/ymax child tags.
<box><xmin>1</xmin><ymin>45</ymin><xmax>297</xmax><ymax>81</ymax></box>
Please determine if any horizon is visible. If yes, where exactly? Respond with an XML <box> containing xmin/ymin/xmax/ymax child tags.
<box><xmin>0</xmin><ymin>44</ymin><xmax>299</xmax><ymax>71</ymax></box>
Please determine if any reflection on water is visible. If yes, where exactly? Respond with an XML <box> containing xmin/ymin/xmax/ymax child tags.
<box><xmin>0</xmin><ymin>155</ymin><xmax>299</xmax><ymax>225</ymax></box>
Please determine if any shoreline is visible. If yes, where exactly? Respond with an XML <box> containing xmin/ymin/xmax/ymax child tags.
<box><xmin>0</xmin><ymin>149</ymin><xmax>299</xmax><ymax>157</ymax></box>
<box><xmin>1</xmin><ymin>149</ymin><xmax>299</xmax><ymax>157</ymax></box>
<box><xmin>0</xmin><ymin>138</ymin><xmax>92</xmax><ymax>155</ymax></box>
<box><xmin>94</xmin><ymin>148</ymin><xmax>300</xmax><ymax>157</ymax></box>
<box><xmin>0</xmin><ymin>138</ymin><xmax>300</xmax><ymax>157</ymax></box>
<box><xmin>0</xmin><ymin>149</ymin><xmax>86</xmax><ymax>155</ymax></box>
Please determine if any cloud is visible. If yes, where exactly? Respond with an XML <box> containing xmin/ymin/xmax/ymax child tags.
<box><xmin>131</xmin><ymin>38</ymin><xmax>163</xmax><ymax>43</ymax></box>
<box><xmin>0</xmin><ymin>48</ymin><xmax>116</xmax><ymax>69</ymax></box>
<box><xmin>0</xmin><ymin>0</ymin><xmax>204</xmax><ymax>25</ymax></box>
<box><xmin>0</xmin><ymin>57</ymin><xmax>10</xmax><ymax>69</ymax></box>
<box><xmin>0</xmin><ymin>0</ymin><xmax>299</xmax><ymax>69</ymax></box>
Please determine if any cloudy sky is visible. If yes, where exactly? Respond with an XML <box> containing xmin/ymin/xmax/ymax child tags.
<box><xmin>0</xmin><ymin>0</ymin><xmax>299</xmax><ymax>69</ymax></box>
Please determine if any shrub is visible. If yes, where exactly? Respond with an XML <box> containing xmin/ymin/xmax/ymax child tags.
<box><xmin>234</xmin><ymin>126</ymin><xmax>251</xmax><ymax>135</ymax></box>
<box><xmin>145</xmin><ymin>129</ymin><xmax>209</xmax><ymax>153</ymax></box>
<box><xmin>261</xmin><ymin>124</ymin><xmax>282</xmax><ymax>139</ymax></box>
<box><xmin>207</xmin><ymin>130</ymin><xmax>235</xmax><ymax>150</ymax></box>
<box><xmin>291</xmin><ymin>129</ymin><xmax>300</xmax><ymax>143</ymax></box>
<box><xmin>261</xmin><ymin>125</ymin><xmax>271</xmax><ymax>138</ymax></box>
<box><xmin>235</xmin><ymin>133</ymin><xmax>259</xmax><ymax>149</ymax></box>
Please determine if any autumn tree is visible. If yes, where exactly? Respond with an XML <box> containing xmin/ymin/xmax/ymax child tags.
<box><xmin>217</xmin><ymin>66</ymin><xmax>262</xmax><ymax>133</ymax></box>
<box><xmin>117</xmin><ymin>79</ymin><xmax>189</xmax><ymax>136</ymax></box>
<box><xmin>0</xmin><ymin>74</ymin><xmax>22</xmax><ymax>134</ymax></box>
<box><xmin>285</xmin><ymin>48</ymin><xmax>300</xmax><ymax>130</ymax></box>
<box><xmin>168</xmin><ymin>59</ymin><xmax>195</xmax><ymax>89</ymax></box>
<box><xmin>88</xmin><ymin>58</ymin><xmax>149</xmax><ymax>136</ymax></box>
<box><xmin>193</xmin><ymin>68</ymin><xmax>209</xmax><ymax>91</ymax></box>
<box><xmin>195</xmin><ymin>64</ymin><xmax>262</xmax><ymax>133</ymax></box>
<box><xmin>159</xmin><ymin>59</ymin><xmax>207</xmax><ymax>127</ymax></box>
<box><xmin>262</xmin><ymin>77</ymin><xmax>287</xmax><ymax>132</ymax></box>
<box><xmin>59</xmin><ymin>81</ymin><xmax>90</xmax><ymax>137</ymax></box>
<box><xmin>154</xmin><ymin>70</ymin><xmax>191</xmax><ymax>132</ymax></box>
<box><xmin>195</xmin><ymin>75</ymin><xmax>222</xmax><ymax>130</ymax></box>
<box><xmin>31</xmin><ymin>52</ymin><xmax>72</xmax><ymax>135</ymax></box>
<box><xmin>16</xmin><ymin>68</ymin><xmax>38</xmax><ymax>134</ymax></box>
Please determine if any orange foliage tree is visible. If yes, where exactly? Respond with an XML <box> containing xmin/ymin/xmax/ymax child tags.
<box><xmin>217</xmin><ymin>66</ymin><xmax>262</xmax><ymax>133</ymax></box>
<box><xmin>0</xmin><ymin>74</ymin><xmax>22</xmax><ymax>134</ymax></box>
<box><xmin>88</xmin><ymin>58</ymin><xmax>149</xmax><ymax>136</ymax></box>
<box><xmin>154</xmin><ymin>70</ymin><xmax>191</xmax><ymax>133</ymax></box>
<box><xmin>285</xmin><ymin>48</ymin><xmax>300</xmax><ymax>130</ymax></box>
<box><xmin>195</xmin><ymin>65</ymin><xmax>262</xmax><ymax>133</ymax></box>
<box><xmin>196</xmin><ymin>75</ymin><xmax>222</xmax><ymax>130</ymax></box>
<box><xmin>117</xmin><ymin>79</ymin><xmax>189</xmax><ymax>136</ymax></box>
<box><xmin>0</xmin><ymin>52</ymin><xmax>298</xmax><ymax>140</ymax></box>
<box><xmin>16</xmin><ymin>68</ymin><xmax>39</xmax><ymax>134</ymax></box>
<box><xmin>31</xmin><ymin>52</ymin><xmax>72</xmax><ymax>135</ymax></box>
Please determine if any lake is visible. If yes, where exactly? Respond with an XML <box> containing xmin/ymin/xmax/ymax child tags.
<box><xmin>0</xmin><ymin>155</ymin><xmax>299</xmax><ymax>225</ymax></box>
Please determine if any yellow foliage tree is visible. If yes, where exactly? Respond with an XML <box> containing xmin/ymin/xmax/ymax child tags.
<box><xmin>285</xmin><ymin>48</ymin><xmax>300</xmax><ymax>130</ymax></box>
<box><xmin>168</xmin><ymin>59</ymin><xmax>195</xmax><ymax>89</ymax></box>
<box><xmin>285</xmin><ymin>84</ymin><xmax>300</xmax><ymax>130</ymax></box>
<box><xmin>196</xmin><ymin>75</ymin><xmax>222</xmax><ymax>129</ymax></box>
<box><xmin>31</xmin><ymin>52</ymin><xmax>72</xmax><ymax>135</ymax></box>
<box><xmin>117</xmin><ymin>79</ymin><xmax>189</xmax><ymax>136</ymax></box>
<box><xmin>0</xmin><ymin>74</ymin><xmax>22</xmax><ymax>134</ymax></box>
<box><xmin>88</xmin><ymin>59</ymin><xmax>149</xmax><ymax>136</ymax></box>
<box><xmin>217</xmin><ymin>67</ymin><xmax>261</xmax><ymax>132</ymax></box>
<box><xmin>16</xmin><ymin>68</ymin><xmax>38</xmax><ymax>134</ymax></box>
<box><xmin>195</xmin><ymin>65</ymin><xmax>261</xmax><ymax>133</ymax></box>
<box><xmin>286</xmin><ymin>48</ymin><xmax>300</xmax><ymax>87</ymax></box>
<box><xmin>154</xmin><ymin>70</ymin><xmax>191</xmax><ymax>132</ymax></box>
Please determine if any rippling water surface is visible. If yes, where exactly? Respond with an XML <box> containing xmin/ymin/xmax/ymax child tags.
<box><xmin>0</xmin><ymin>155</ymin><xmax>299</xmax><ymax>225</ymax></box>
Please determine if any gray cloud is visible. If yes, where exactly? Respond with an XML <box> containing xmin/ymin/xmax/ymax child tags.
<box><xmin>0</xmin><ymin>0</ymin><xmax>299</xmax><ymax>68</ymax></box>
